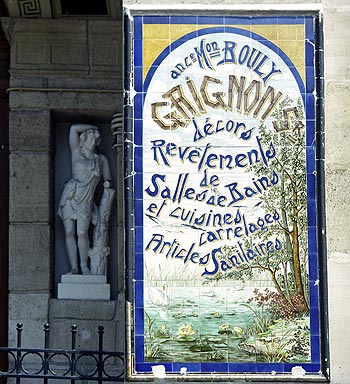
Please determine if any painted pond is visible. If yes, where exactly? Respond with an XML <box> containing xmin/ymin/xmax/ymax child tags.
<box><xmin>144</xmin><ymin>285</ymin><xmax>265</xmax><ymax>362</ymax></box>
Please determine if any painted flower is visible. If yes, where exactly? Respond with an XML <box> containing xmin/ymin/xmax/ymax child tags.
<box><xmin>154</xmin><ymin>322</ymin><xmax>170</xmax><ymax>338</ymax></box>
<box><xmin>218</xmin><ymin>323</ymin><xmax>232</xmax><ymax>335</ymax></box>
<box><xmin>177</xmin><ymin>324</ymin><xmax>197</xmax><ymax>337</ymax></box>
<box><xmin>219</xmin><ymin>324</ymin><xmax>231</xmax><ymax>331</ymax></box>
<box><xmin>233</xmin><ymin>326</ymin><xmax>243</xmax><ymax>334</ymax></box>
<box><xmin>172</xmin><ymin>310</ymin><xmax>185</xmax><ymax>318</ymax></box>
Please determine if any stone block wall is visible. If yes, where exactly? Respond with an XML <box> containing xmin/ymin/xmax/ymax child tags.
<box><xmin>5</xmin><ymin>18</ymin><xmax>125</xmax><ymax>358</ymax></box>
<box><xmin>323</xmin><ymin>2</ymin><xmax>350</xmax><ymax>384</ymax></box>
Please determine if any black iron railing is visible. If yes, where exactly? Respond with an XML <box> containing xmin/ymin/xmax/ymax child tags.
<box><xmin>0</xmin><ymin>323</ymin><xmax>124</xmax><ymax>383</ymax></box>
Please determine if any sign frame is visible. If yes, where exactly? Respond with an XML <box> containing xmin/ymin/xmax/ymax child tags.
<box><xmin>124</xmin><ymin>10</ymin><xmax>328</xmax><ymax>381</ymax></box>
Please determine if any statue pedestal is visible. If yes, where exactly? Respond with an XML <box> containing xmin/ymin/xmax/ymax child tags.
<box><xmin>58</xmin><ymin>275</ymin><xmax>110</xmax><ymax>300</ymax></box>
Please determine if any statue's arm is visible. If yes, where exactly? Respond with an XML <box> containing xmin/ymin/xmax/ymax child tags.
<box><xmin>69</xmin><ymin>124</ymin><xmax>96</xmax><ymax>152</ymax></box>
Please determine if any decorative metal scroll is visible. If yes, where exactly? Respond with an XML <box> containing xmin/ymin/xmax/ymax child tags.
<box><xmin>0</xmin><ymin>323</ymin><xmax>124</xmax><ymax>383</ymax></box>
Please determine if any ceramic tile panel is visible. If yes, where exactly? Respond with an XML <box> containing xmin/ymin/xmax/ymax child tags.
<box><xmin>125</xmin><ymin>11</ymin><xmax>327</xmax><ymax>381</ymax></box>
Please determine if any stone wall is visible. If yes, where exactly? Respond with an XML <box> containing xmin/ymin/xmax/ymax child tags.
<box><xmin>323</xmin><ymin>2</ymin><xmax>350</xmax><ymax>384</ymax></box>
<box><xmin>4</xmin><ymin>18</ymin><xmax>125</xmax><ymax>357</ymax></box>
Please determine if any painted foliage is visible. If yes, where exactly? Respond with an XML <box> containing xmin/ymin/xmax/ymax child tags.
<box><xmin>128</xmin><ymin>14</ymin><xmax>323</xmax><ymax>377</ymax></box>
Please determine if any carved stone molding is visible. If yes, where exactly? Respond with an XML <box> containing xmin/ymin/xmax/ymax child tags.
<box><xmin>3</xmin><ymin>0</ymin><xmax>120</xmax><ymax>19</ymax></box>
<box><xmin>18</xmin><ymin>0</ymin><xmax>42</xmax><ymax>17</ymax></box>
<box><xmin>4</xmin><ymin>0</ymin><xmax>52</xmax><ymax>17</ymax></box>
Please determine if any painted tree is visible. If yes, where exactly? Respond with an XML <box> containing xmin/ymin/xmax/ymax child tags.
<box><xmin>212</xmin><ymin>96</ymin><xmax>309</xmax><ymax>313</ymax></box>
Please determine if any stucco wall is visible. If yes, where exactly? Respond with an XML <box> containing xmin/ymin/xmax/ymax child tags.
<box><xmin>1</xmin><ymin>0</ymin><xmax>350</xmax><ymax>382</ymax></box>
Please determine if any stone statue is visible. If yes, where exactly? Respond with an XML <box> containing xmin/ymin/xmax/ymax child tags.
<box><xmin>58</xmin><ymin>124</ymin><xmax>115</xmax><ymax>275</ymax></box>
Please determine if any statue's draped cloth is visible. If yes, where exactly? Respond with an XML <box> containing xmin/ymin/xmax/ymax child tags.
<box><xmin>58</xmin><ymin>154</ymin><xmax>102</xmax><ymax>222</ymax></box>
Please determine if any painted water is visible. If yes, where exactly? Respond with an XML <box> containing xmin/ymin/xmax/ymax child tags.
<box><xmin>144</xmin><ymin>285</ymin><xmax>268</xmax><ymax>362</ymax></box>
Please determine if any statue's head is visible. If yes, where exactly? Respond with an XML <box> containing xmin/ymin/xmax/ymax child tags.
<box><xmin>79</xmin><ymin>125</ymin><xmax>101</xmax><ymax>148</ymax></box>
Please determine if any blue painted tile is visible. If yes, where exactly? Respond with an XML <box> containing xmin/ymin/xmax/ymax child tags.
<box><xmin>306</xmin><ymin>171</ymin><xmax>316</xmax><ymax>197</ymax></box>
<box><xmin>256</xmin><ymin>363</ymin><xmax>284</xmax><ymax>373</ymax></box>
<box><xmin>305</xmin><ymin>40</ymin><xmax>315</xmax><ymax>66</ymax></box>
<box><xmin>135</xmin><ymin>362</ymin><xmax>152</xmax><ymax>373</ymax></box>
<box><xmin>305</xmin><ymin>93</ymin><xmax>315</xmax><ymax>119</ymax></box>
<box><xmin>134</xmin><ymin>254</ymin><xmax>144</xmax><ymax>280</ymax></box>
<box><xmin>255</xmin><ymin>31</ymin><xmax>270</xmax><ymax>43</ymax></box>
<box><xmin>310</xmin><ymin>307</ymin><xmax>321</xmax><ymax>336</ymax></box>
<box><xmin>278</xmin><ymin>16</ymin><xmax>297</xmax><ymax>24</ymax></box>
<box><xmin>203</xmin><ymin>27</ymin><xmax>226</xmax><ymax>41</ymax></box>
<box><xmin>305</xmin><ymin>17</ymin><xmax>315</xmax><ymax>41</ymax></box>
<box><xmin>135</xmin><ymin>280</ymin><xmax>144</xmax><ymax>308</ymax></box>
<box><xmin>133</xmin><ymin>67</ymin><xmax>144</xmax><ymax>93</ymax></box>
<box><xmin>147</xmin><ymin>63</ymin><xmax>163</xmax><ymax>82</ymax></box>
<box><xmin>254</xmin><ymin>17</ymin><xmax>278</xmax><ymax>25</ymax></box>
<box><xmin>308</xmin><ymin>363</ymin><xmax>322</xmax><ymax>373</ymax></box>
<box><xmin>172</xmin><ymin>362</ymin><xmax>201</xmax><ymax>373</ymax></box>
<box><xmin>198</xmin><ymin>16</ymin><xmax>224</xmax><ymax>25</ymax></box>
<box><xmin>135</xmin><ymin>336</ymin><xmax>144</xmax><ymax>361</ymax></box>
<box><xmin>128</xmin><ymin>15</ymin><xmax>324</xmax><ymax>375</ymax></box>
<box><xmin>263</xmin><ymin>39</ymin><xmax>280</xmax><ymax>57</ymax></box>
<box><xmin>306</xmin><ymin>66</ymin><xmax>315</xmax><ymax>93</ymax></box>
<box><xmin>134</xmin><ymin>173</ymin><xmax>143</xmax><ymax>200</ymax></box>
<box><xmin>135</xmin><ymin>200</ymin><xmax>143</xmax><ymax>227</ymax></box>
<box><xmin>306</xmin><ymin>147</ymin><xmax>316</xmax><ymax>174</ymax></box>
<box><xmin>201</xmin><ymin>362</ymin><xmax>228</xmax><ymax>373</ymax></box>
<box><xmin>133</xmin><ymin>40</ymin><xmax>143</xmax><ymax>67</ymax></box>
<box><xmin>307</xmin><ymin>199</ymin><xmax>317</xmax><ymax>227</ymax></box>
<box><xmin>229</xmin><ymin>362</ymin><xmax>257</xmax><ymax>372</ymax></box>
<box><xmin>308</xmin><ymin>253</ymin><xmax>319</xmax><ymax>280</ymax></box>
<box><xmin>143</xmin><ymin>47</ymin><xmax>171</xmax><ymax>90</ymax></box>
<box><xmin>161</xmin><ymin>362</ymin><xmax>173</xmax><ymax>372</ymax></box>
<box><xmin>143</xmin><ymin>16</ymin><xmax>169</xmax><ymax>24</ymax></box>
<box><xmin>306</xmin><ymin>120</ymin><xmax>315</xmax><ymax>146</ymax></box>
<box><xmin>308</xmin><ymin>244</ymin><xmax>319</xmax><ymax>267</ymax></box>
<box><xmin>224</xmin><ymin>25</ymin><xmax>251</xmax><ymax>39</ymax></box>
<box><xmin>134</xmin><ymin>225</ymin><xmax>144</xmax><ymax>254</ymax></box>
<box><xmin>133</xmin><ymin>17</ymin><xmax>143</xmax><ymax>40</ymax></box>
<box><xmin>134</xmin><ymin>119</ymin><xmax>143</xmax><ymax>146</ymax></box>
<box><xmin>284</xmin><ymin>362</ymin><xmax>321</xmax><ymax>374</ymax></box>
<box><xmin>173</xmin><ymin>30</ymin><xmax>197</xmax><ymax>42</ymax></box>
<box><xmin>308</xmin><ymin>226</ymin><xmax>318</xmax><ymax>254</ymax></box>
<box><xmin>311</xmin><ymin>335</ymin><xmax>321</xmax><ymax>362</ymax></box>
<box><xmin>309</xmin><ymin>282</ymin><xmax>319</xmax><ymax>308</ymax></box>
<box><xmin>134</xmin><ymin>308</ymin><xmax>145</xmax><ymax>336</ymax></box>
<box><xmin>142</xmin><ymin>362</ymin><xmax>173</xmax><ymax>372</ymax></box>
<box><xmin>134</xmin><ymin>146</ymin><xmax>143</xmax><ymax>173</ymax></box>
<box><xmin>225</xmin><ymin>16</ymin><xmax>250</xmax><ymax>25</ymax></box>
<box><xmin>134</xmin><ymin>93</ymin><xmax>144</xmax><ymax>119</ymax></box>
<box><xmin>170</xmin><ymin>15</ymin><xmax>197</xmax><ymax>24</ymax></box>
